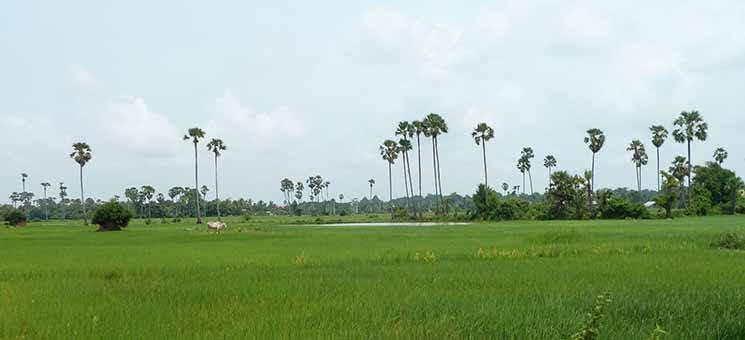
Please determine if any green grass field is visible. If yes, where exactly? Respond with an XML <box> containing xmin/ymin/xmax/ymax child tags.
<box><xmin>2</xmin><ymin>215</ymin><xmax>745</xmax><ymax>339</ymax></box>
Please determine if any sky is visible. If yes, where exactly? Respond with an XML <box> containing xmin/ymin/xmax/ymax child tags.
<box><xmin>1</xmin><ymin>0</ymin><xmax>744</xmax><ymax>204</ymax></box>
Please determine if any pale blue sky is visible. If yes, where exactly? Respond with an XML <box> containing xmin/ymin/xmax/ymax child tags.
<box><xmin>2</xmin><ymin>0</ymin><xmax>744</xmax><ymax>204</ymax></box>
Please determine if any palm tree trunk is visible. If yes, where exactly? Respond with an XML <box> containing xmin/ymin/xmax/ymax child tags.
<box><xmin>481</xmin><ymin>139</ymin><xmax>488</xmax><ymax>187</ymax></box>
<box><xmin>402</xmin><ymin>158</ymin><xmax>410</xmax><ymax>211</ymax></box>
<box><xmin>687</xmin><ymin>140</ymin><xmax>692</xmax><ymax>204</ymax></box>
<box><xmin>590</xmin><ymin>153</ymin><xmax>595</xmax><ymax>218</ymax></box>
<box><xmin>431</xmin><ymin>137</ymin><xmax>438</xmax><ymax>211</ymax></box>
<box><xmin>522</xmin><ymin>172</ymin><xmax>526</xmax><ymax>195</ymax></box>
<box><xmin>43</xmin><ymin>188</ymin><xmax>48</xmax><ymax>220</ymax></box>
<box><xmin>214</xmin><ymin>154</ymin><xmax>221</xmax><ymax>221</ymax></box>
<box><xmin>435</xmin><ymin>137</ymin><xmax>444</xmax><ymax>211</ymax></box>
<box><xmin>79</xmin><ymin>165</ymin><xmax>87</xmax><ymax>225</ymax></box>
<box><xmin>388</xmin><ymin>162</ymin><xmax>393</xmax><ymax>218</ymax></box>
<box><xmin>416</xmin><ymin>134</ymin><xmax>422</xmax><ymax>197</ymax></box>
<box><xmin>405</xmin><ymin>150</ymin><xmax>417</xmax><ymax>217</ymax></box>
<box><xmin>193</xmin><ymin>142</ymin><xmax>202</xmax><ymax>224</ymax></box>
<box><xmin>656</xmin><ymin>147</ymin><xmax>661</xmax><ymax>192</ymax></box>
<box><xmin>528</xmin><ymin>170</ymin><xmax>533</xmax><ymax>195</ymax></box>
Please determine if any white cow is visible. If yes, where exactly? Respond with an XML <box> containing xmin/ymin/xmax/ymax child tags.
<box><xmin>207</xmin><ymin>221</ymin><xmax>227</xmax><ymax>233</ymax></box>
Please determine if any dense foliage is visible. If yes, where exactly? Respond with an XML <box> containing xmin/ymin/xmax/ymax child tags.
<box><xmin>91</xmin><ymin>201</ymin><xmax>133</xmax><ymax>231</ymax></box>
<box><xmin>4</xmin><ymin>209</ymin><xmax>27</xmax><ymax>226</ymax></box>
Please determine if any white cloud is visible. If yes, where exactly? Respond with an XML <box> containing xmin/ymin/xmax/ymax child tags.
<box><xmin>99</xmin><ymin>96</ymin><xmax>181</xmax><ymax>157</ymax></box>
<box><xmin>562</xmin><ymin>7</ymin><xmax>610</xmax><ymax>39</ymax></box>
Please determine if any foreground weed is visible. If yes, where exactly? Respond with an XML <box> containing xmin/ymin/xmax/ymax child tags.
<box><xmin>711</xmin><ymin>232</ymin><xmax>745</xmax><ymax>250</ymax></box>
<box><xmin>413</xmin><ymin>251</ymin><xmax>437</xmax><ymax>263</ymax></box>
<box><xmin>646</xmin><ymin>324</ymin><xmax>668</xmax><ymax>340</ymax></box>
<box><xmin>294</xmin><ymin>253</ymin><xmax>307</xmax><ymax>266</ymax></box>
<box><xmin>570</xmin><ymin>291</ymin><xmax>611</xmax><ymax>340</ymax></box>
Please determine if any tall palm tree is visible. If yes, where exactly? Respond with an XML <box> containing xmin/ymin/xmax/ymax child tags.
<box><xmin>206</xmin><ymin>138</ymin><xmax>227</xmax><ymax>221</ymax></box>
<box><xmin>396</xmin><ymin>122</ymin><xmax>417</xmax><ymax>215</ymax></box>
<box><xmin>21</xmin><ymin>173</ymin><xmax>28</xmax><ymax>194</ymax></box>
<box><xmin>59</xmin><ymin>182</ymin><xmax>68</xmax><ymax>220</ymax></box>
<box><xmin>517</xmin><ymin>157</ymin><xmax>527</xmax><ymax>194</ymax></box>
<box><xmin>183</xmin><ymin>127</ymin><xmax>206</xmax><ymax>224</ymax></box>
<box><xmin>70</xmin><ymin>142</ymin><xmax>92</xmax><ymax>225</ymax></box>
<box><xmin>713</xmin><ymin>147</ymin><xmax>728</xmax><ymax>165</ymax></box>
<box><xmin>398</xmin><ymin>138</ymin><xmax>413</xmax><ymax>213</ymax></box>
<box><xmin>544</xmin><ymin>155</ymin><xmax>557</xmax><ymax>184</ymax></box>
<box><xmin>650</xmin><ymin>125</ymin><xmax>668</xmax><ymax>192</ymax></box>
<box><xmin>412</xmin><ymin>120</ymin><xmax>425</xmax><ymax>197</ymax></box>
<box><xmin>280</xmin><ymin>178</ymin><xmax>295</xmax><ymax>206</ymax></box>
<box><xmin>380</xmin><ymin>139</ymin><xmax>399</xmax><ymax>218</ymax></box>
<box><xmin>501</xmin><ymin>182</ymin><xmax>509</xmax><ymax>196</ymax></box>
<box><xmin>584</xmin><ymin>128</ymin><xmax>605</xmax><ymax>216</ymax></box>
<box><xmin>627</xmin><ymin>140</ymin><xmax>649</xmax><ymax>192</ymax></box>
<box><xmin>40</xmin><ymin>182</ymin><xmax>51</xmax><ymax>220</ymax></box>
<box><xmin>472</xmin><ymin>123</ymin><xmax>494</xmax><ymax>187</ymax></box>
<box><xmin>672</xmin><ymin>111</ymin><xmax>707</xmax><ymax>202</ymax></box>
<box><xmin>295</xmin><ymin>182</ymin><xmax>304</xmax><ymax>203</ymax></box>
<box><xmin>423</xmin><ymin>113</ymin><xmax>448</xmax><ymax>210</ymax></box>
<box><xmin>521</xmin><ymin>147</ymin><xmax>535</xmax><ymax>194</ymax></box>
<box><xmin>140</xmin><ymin>185</ymin><xmax>155</xmax><ymax>219</ymax></box>
<box><xmin>368</xmin><ymin>179</ymin><xmax>375</xmax><ymax>200</ymax></box>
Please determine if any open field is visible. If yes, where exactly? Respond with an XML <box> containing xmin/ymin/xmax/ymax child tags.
<box><xmin>2</xmin><ymin>215</ymin><xmax>745</xmax><ymax>339</ymax></box>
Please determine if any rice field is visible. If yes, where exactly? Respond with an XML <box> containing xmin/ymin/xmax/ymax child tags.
<box><xmin>2</xmin><ymin>215</ymin><xmax>745</xmax><ymax>339</ymax></box>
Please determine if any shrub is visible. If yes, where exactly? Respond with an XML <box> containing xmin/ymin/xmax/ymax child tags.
<box><xmin>599</xmin><ymin>198</ymin><xmax>648</xmax><ymax>219</ymax></box>
<box><xmin>4</xmin><ymin>209</ymin><xmax>27</xmax><ymax>227</ymax></box>
<box><xmin>144</xmin><ymin>218</ymin><xmax>152</xmax><ymax>225</ymax></box>
<box><xmin>392</xmin><ymin>207</ymin><xmax>409</xmax><ymax>220</ymax></box>
<box><xmin>711</xmin><ymin>232</ymin><xmax>745</xmax><ymax>250</ymax></box>
<box><xmin>91</xmin><ymin>201</ymin><xmax>133</xmax><ymax>231</ymax></box>
<box><xmin>687</xmin><ymin>183</ymin><xmax>713</xmax><ymax>216</ymax></box>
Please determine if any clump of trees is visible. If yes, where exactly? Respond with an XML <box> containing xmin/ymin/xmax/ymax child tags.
<box><xmin>91</xmin><ymin>201</ymin><xmax>133</xmax><ymax>231</ymax></box>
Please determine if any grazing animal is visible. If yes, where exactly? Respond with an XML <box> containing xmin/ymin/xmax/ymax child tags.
<box><xmin>207</xmin><ymin>221</ymin><xmax>227</xmax><ymax>233</ymax></box>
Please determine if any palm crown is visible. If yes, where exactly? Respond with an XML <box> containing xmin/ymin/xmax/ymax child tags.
<box><xmin>672</xmin><ymin>111</ymin><xmax>707</xmax><ymax>143</ymax></box>
<box><xmin>423</xmin><ymin>113</ymin><xmax>448</xmax><ymax>137</ymax></box>
<box><xmin>207</xmin><ymin>138</ymin><xmax>227</xmax><ymax>156</ymax></box>
<box><xmin>584</xmin><ymin>128</ymin><xmax>605</xmax><ymax>153</ymax></box>
<box><xmin>627</xmin><ymin>140</ymin><xmax>648</xmax><ymax>166</ymax></box>
<box><xmin>70</xmin><ymin>142</ymin><xmax>92</xmax><ymax>166</ymax></box>
<box><xmin>380</xmin><ymin>139</ymin><xmax>399</xmax><ymax>163</ymax></box>
<box><xmin>650</xmin><ymin>125</ymin><xmax>668</xmax><ymax>148</ymax></box>
<box><xmin>183</xmin><ymin>127</ymin><xmax>206</xmax><ymax>144</ymax></box>
<box><xmin>544</xmin><ymin>155</ymin><xmax>557</xmax><ymax>168</ymax></box>
<box><xmin>713</xmin><ymin>147</ymin><xmax>728</xmax><ymax>164</ymax></box>
<box><xmin>471</xmin><ymin>123</ymin><xmax>494</xmax><ymax>145</ymax></box>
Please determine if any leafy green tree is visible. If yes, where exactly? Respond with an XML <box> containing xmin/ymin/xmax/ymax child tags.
<box><xmin>70</xmin><ymin>142</ymin><xmax>92</xmax><ymax>225</ymax></box>
<box><xmin>672</xmin><ymin>111</ymin><xmax>707</xmax><ymax>201</ymax></box>
<box><xmin>669</xmin><ymin>156</ymin><xmax>689</xmax><ymax>207</ymax></box>
<box><xmin>40</xmin><ymin>182</ymin><xmax>51</xmax><ymax>220</ymax></box>
<box><xmin>547</xmin><ymin>170</ymin><xmax>587</xmax><ymax>220</ymax></box>
<box><xmin>543</xmin><ymin>155</ymin><xmax>557</xmax><ymax>185</ymax></box>
<box><xmin>9</xmin><ymin>192</ymin><xmax>19</xmax><ymax>208</ymax></box>
<box><xmin>183</xmin><ymin>127</ymin><xmax>206</xmax><ymax>224</ymax></box>
<box><xmin>627</xmin><ymin>140</ymin><xmax>648</xmax><ymax>192</ymax></box>
<box><xmin>650</xmin><ymin>125</ymin><xmax>668</xmax><ymax>192</ymax></box>
<box><xmin>713</xmin><ymin>147</ymin><xmax>728</xmax><ymax>165</ymax></box>
<box><xmin>125</xmin><ymin>187</ymin><xmax>141</xmax><ymax>216</ymax></box>
<box><xmin>584</xmin><ymin>128</ymin><xmax>605</xmax><ymax>216</ymax></box>
<box><xmin>692</xmin><ymin>161</ymin><xmax>742</xmax><ymax>210</ymax></box>
<box><xmin>472</xmin><ymin>123</ymin><xmax>495</xmax><ymax>187</ymax></box>
<box><xmin>380</xmin><ymin>139</ymin><xmax>399</xmax><ymax>217</ymax></box>
<box><xmin>656</xmin><ymin>171</ymin><xmax>679</xmax><ymax>218</ymax></box>
<box><xmin>206</xmin><ymin>138</ymin><xmax>227</xmax><ymax>220</ymax></box>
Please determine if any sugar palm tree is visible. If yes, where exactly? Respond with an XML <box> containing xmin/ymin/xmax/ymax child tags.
<box><xmin>398</xmin><ymin>138</ymin><xmax>413</xmax><ymax>213</ymax></box>
<box><xmin>412</xmin><ymin>120</ymin><xmax>425</xmax><ymax>197</ymax></box>
<box><xmin>295</xmin><ymin>182</ymin><xmax>304</xmax><ymax>203</ymax></box>
<box><xmin>140</xmin><ymin>185</ymin><xmax>155</xmax><ymax>219</ymax></box>
<box><xmin>543</xmin><ymin>155</ymin><xmax>557</xmax><ymax>185</ymax></box>
<box><xmin>396</xmin><ymin>122</ymin><xmax>417</xmax><ymax>215</ymax></box>
<box><xmin>368</xmin><ymin>179</ymin><xmax>375</xmax><ymax>200</ymax></box>
<box><xmin>627</xmin><ymin>140</ymin><xmax>649</xmax><ymax>192</ymax></box>
<box><xmin>21</xmin><ymin>173</ymin><xmax>28</xmax><ymax>193</ymax></box>
<box><xmin>380</xmin><ymin>139</ymin><xmax>399</xmax><ymax>218</ymax></box>
<box><xmin>516</xmin><ymin>157</ymin><xmax>527</xmax><ymax>194</ymax></box>
<box><xmin>472</xmin><ymin>122</ymin><xmax>494</xmax><ymax>187</ymax></box>
<box><xmin>59</xmin><ymin>182</ymin><xmax>68</xmax><ymax>220</ymax></box>
<box><xmin>423</xmin><ymin>113</ymin><xmax>448</xmax><ymax>210</ymax></box>
<box><xmin>672</xmin><ymin>111</ymin><xmax>707</xmax><ymax>201</ymax></box>
<box><xmin>70</xmin><ymin>142</ymin><xmax>92</xmax><ymax>225</ymax></box>
<box><xmin>521</xmin><ymin>147</ymin><xmax>535</xmax><ymax>194</ymax></box>
<box><xmin>40</xmin><ymin>182</ymin><xmax>51</xmax><ymax>220</ymax></box>
<box><xmin>183</xmin><ymin>127</ymin><xmax>206</xmax><ymax>224</ymax></box>
<box><xmin>501</xmin><ymin>182</ymin><xmax>509</xmax><ymax>196</ymax></box>
<box><xmin>206</xmin><ymin>138</ymin><xmax>227</xmax><ymax>221</ymax></box>
<box><xmin>584</xmin><ymin>128</ymin><xmax>605</xmax><ymax>216</ymax></box>
<box><xmin>650</xmin><ymin>125</ymin><xmax>668</xmax><ymax>192</ymax></box>
<box><xmin>280</xmin><ymin>178</ymin><xmax>295</xmax><ymax>206</ymax></box>
<box><xmin>713</xmin><ymin>147</ymin><xmax>728</xmax><ymax>165</ymax></box>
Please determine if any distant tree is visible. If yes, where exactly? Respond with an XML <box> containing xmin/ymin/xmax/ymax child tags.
<box><xmin>472</xmin><ymin>123</ymin><xmax>495</xmax><ymax>187</ymax></box>
<box><xmin>627</xmin><ymin>140</ymin><xmax>649</xmax><ymax>192</ymax></box>
<box><xmin>368</xmin><ymin>179</ymin><xmax>375</xmax><ymax>200</ymax></box>
<box><xmin>200</xmin><ymin>185</ymin><xmax>209</xmax><ymax>201</ymax></box>
<box><xmin>412</xmin><ymin>120</ymin><xmax>425</xmax><ymax>197</ymax></box>
<box><xmin>584</xmin><ymin>128</ymin><xmax>605</xmax><ymax>217</ymax></box>
<box><xmin>21</xmin><ymin>173</ymin><xmax>28</xmax><ymax>194</ymax></box>
<box><xmin>280</xmin><ymin>178</ymin><xmax>295</xmax><ymax>206</ymax></box>
<box><xmin>672</xmin><ymin>111</ymin><xmax>707</xmax><ymax>201</ymax></box>
<box><xmin>59</xmin><ymin>182</ymin><xmax>68</xmax><ymax>219</ymax></box>
<box><xmin>544</xmin><ymin>155</ymin><xmax>557</xmax><ymax>185</ymax></box>
<box><xmin>713</xmin><ymin>147</ymin><xmax>728</xmax><ymax>165</ymax></box>
<box><xmin>40</xmin><ymin>182</ymin><xmax>51</xmax><ymax>220</ymax></box>
<box><xmin>140</xmin><ymin>185</ymin><xmax>155</xmax><ymax>219</ymax></box>
<box><xmin>396</xmin><ymin>121</ymin><xmax>417</xmax><ymax>215</ymax></box>
<box><xmin>380</xmin><ymin>139</ymin><xmax>399</xmax><ymax>218</ymax></box>
<box><xmin>657</xmin><ymin>171</ymin><xmax>679</xmax><ymax>218</ymax></box>
<box><xmin>9</xmin><ymin>192</ymin><xmax>19</xmax><ymax>208</ymax></box>
<box><xmin>398</xmin><ymin>138</ymin><xmax>414</xmax><ymax>214</ymax></box>
<box><xmin>650</xmin><ymin>125</ymin><xmax>668</xmax><ymax>192</ymax></box>
<box><xmin>183</xmin><ymin>127</ymin><xmax>206</xmax><ymax>224</ymax></box>
<box><xmin>206</xmin><ymin>138</ymin><xmax>227</xmax><ymax>220</ymax></box>
<box><xmin>295</xmin><ymin>182</ymin><xmax>304</xmax><ymax>203</ymax></box>
<box><xmin>70</xmin><ymin>142</ymin><xmax>92</xmax><ymax>225</ymax></box>
<box><xmin>517</xmin><ymin>157</ymin><xmax>527</xmax><ymax>195</ymax></box>
<box><xmin>521</xmin><ymin>147</ymin><xmax>535</xmax><ymax>194</ymax></box>
<box><xmin>501</xmin><ymin>182</ymin><xmax>509</xmax><ymax>196</ymax></box>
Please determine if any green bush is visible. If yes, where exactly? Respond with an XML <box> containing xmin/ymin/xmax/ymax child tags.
<box><xmin>4</xmin><ymin>209</ymin><xmax>27</xmax><ymax>227</ymax></box>
<box><xmin>711</xmin><ymin>232</ymin><xmax>745</xmax><ymax>250</ymax></box>
<box><xmin>688</xmin><ymin>184</ymin><xmax>713</xmax><ymax>216</ymax></box>
<box><xmin>600</xmin><ymin>198</ymin><xmax>649</xmax><ymax>220</ymax></box>
<box><xmin>392</xmin><ymin>207</ymin><xmax>409</xmax><ymax>220</ymax></box>
<box><xmin>91</xmin><ymin>201</ymin><xmax>133</xmax><ymax>231</ymax></box>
